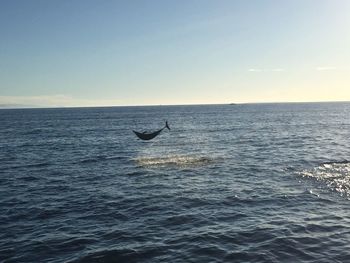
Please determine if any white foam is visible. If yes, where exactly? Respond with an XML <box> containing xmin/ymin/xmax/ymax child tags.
<box><xmin>134</xmin><ymin>155</ymin><xmax>212</xmax><ymax>168</ymax></box>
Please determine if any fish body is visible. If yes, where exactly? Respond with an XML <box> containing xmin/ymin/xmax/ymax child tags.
<box><xmin>133</xmin><ymin>121</ymin><xmax>170</xmax><ymax>140</ymax></box>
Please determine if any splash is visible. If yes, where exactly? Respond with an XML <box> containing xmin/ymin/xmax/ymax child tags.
<box><xmin>298</xmin><ymin>161</ymin><xmax>350</xmax><ymax>197</ymax></box>
<box><xmin>134</xmin><ymin>155</ymin><xmax>213</xmax><ymax>168</ymax></box>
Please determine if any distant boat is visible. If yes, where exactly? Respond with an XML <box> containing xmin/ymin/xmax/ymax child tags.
<box><xmin>133</xmin><ymin>121</ymin><xmax>170</xmax><ymax>140</ymax></box>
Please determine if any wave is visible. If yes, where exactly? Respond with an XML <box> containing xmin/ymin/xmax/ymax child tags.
<box><xmin>298</xmin><ymin>161</ymin><xmax>350</xmax><ymax>197</ymax></box>
<box><xmin>134</xmin><ymin>155</ymin><xmax>214</xmax><ymax>168</ymax></box>
<box><xmin>0</xmin><ymin>162</ymin><xmax>51</xmax><ymax>171</ymax></box>
<box><xmin>70</xmin><ymin>247</ymin><xmax>163</xmax><ymax>263</ymax></box>
<box><xmin>78</xmin><ymin>155</ymin><xmax>126</xmax><ymax>164</ymax></box>
<box><xmin>23</xmin><ymin>128</ymin><xmax>45</xmax><ymax>135</ymax></box>
<box><xmin>322</xmin><ymin>159</ymin><xmax>350</xmax><ymax>165</ymax></box>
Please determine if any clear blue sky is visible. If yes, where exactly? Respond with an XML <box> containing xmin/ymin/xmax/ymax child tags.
<box><xmin>1</xmin><ymin>0</ymin><xmax>349</xmax><ymax>106</ymax></box>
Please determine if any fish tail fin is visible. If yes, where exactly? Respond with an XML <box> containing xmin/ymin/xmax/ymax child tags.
<box><xmin>165</xmin><ymin>121</ymin><xmax>170</xmax><ymax>130</ymax></box>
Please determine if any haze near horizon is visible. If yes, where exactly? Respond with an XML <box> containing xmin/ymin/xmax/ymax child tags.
<box><xmin>1</xmin><ymin>0</ymin><xmax>350</xmax><ymax>107</ymax></box>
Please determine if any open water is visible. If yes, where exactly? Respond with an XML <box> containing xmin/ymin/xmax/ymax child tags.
<box><xmin>1</xmin><ymin>103</ymin><xmax>350</xmax><ymax>263</ymax></box>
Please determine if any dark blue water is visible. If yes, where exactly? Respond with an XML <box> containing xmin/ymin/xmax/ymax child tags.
<box><xmin>1</xmin><ymin>103</ymin><xmax>350</xmax><ymax>263</ymax></box>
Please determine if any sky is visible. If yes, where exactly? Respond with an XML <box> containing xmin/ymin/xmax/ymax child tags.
<box><xmin>1</xmin><ymin>0</ymin><xmax>350</xmax><ymax>107</ymax></box>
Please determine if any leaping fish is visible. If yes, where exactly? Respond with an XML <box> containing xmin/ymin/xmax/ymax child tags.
<box><xmin>133</xmin><ymin>121</ymin><xmax>170</xmax><ymax>140</ymax></box>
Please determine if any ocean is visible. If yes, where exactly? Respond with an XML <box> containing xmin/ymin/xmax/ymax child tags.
<box><xmin>1</xmin><ymin>103</ymin><xmax>350</xmax><ymax>263</ymax></box>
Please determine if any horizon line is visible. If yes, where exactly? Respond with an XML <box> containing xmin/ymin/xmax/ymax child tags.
<box><xmin>1</xmin><ymin>100</ymin><xmax>350</xmax><ymax>110</ymax></box>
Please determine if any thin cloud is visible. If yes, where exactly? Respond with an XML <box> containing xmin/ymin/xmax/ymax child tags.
<box><xmin>248</xmin><ymin>68</ymin><xmax>285</xmax><ymax>72</ymax></box>
<box><xmin>316</xmin><ymin>66</ymin><xmax>337</xmax><ymax>71</ymax></box>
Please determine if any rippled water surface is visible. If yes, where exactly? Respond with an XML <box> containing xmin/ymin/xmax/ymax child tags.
<box><xmin>1</xmin><ymin>103</ymin><xmax>350</xmax><ymax>263</ymax></box>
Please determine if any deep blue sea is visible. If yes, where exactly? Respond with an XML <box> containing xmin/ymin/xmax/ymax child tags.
<box><xmin>1</xmin><ymin>103</ymin><xmax>350</xmax><ymax>263</ymax></box>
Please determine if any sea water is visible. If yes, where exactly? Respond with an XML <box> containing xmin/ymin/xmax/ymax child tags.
<box><xmin>1</xmin><ymin>103</ymin><xmax>350</xmax><ymax>262</ymax></box>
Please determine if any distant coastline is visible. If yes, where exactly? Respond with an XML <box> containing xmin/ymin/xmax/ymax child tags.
<box><xmin>0</xmin><ymin>104</ymin><xmax>40</xmax><ymax>109</ymax></box>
